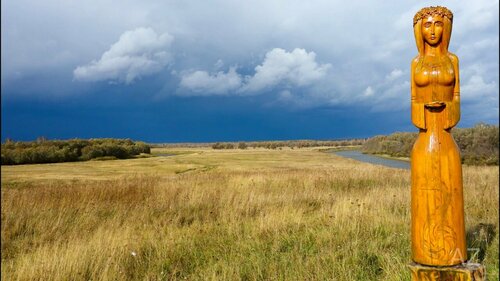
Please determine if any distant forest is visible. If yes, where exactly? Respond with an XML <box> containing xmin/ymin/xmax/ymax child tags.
<box><xmin>361</xmin><ymin>123</ymin><xmax>499</xmax><ymax>165</ymax></box>
<box><xmin>1</xmin><ymin>138</ymin><xmax>151</xmax><ymax>165</ymax></box>
<box><xmin>210</xmin><ymin>139</ymin><xmax>366</xmax><ymax>150</ymax></box>
<box><xmin>2</xmin><ymin>123</ymin><xmax>497</xmax><ymax>166</ymax></box>
<box><xmin>152</xmin><ymin>139</ymin><xmax>366</xmax><ymax>149</ymax></box>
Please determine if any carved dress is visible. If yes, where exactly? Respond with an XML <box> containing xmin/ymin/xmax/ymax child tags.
<box><xmin>410</xmin><ymin>52</ymin><xmax>467</xmax><ymax>266</ymax></box>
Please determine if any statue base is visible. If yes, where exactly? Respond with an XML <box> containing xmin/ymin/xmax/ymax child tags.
<box><xmin>408</xmin><ymin>262</ymin><xmax>485</xmax><ymax>281</ymax></box>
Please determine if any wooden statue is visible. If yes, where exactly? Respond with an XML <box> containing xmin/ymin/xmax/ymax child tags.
<box><xmin>410</xmin><ymin>6</ymin><xmax>467</xmax><ymax>266</ymax></box>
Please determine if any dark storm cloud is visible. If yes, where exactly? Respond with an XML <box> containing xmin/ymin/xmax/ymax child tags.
<box><xmin>1</xmin><ymin>0</ymin><xmax>498</xmax><ymax>141</ymax></box>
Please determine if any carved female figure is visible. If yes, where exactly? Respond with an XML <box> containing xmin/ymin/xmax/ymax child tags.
<box><xmin>410</xmin><ymin>6</ymin><xmax>466</xmax><ymax>266</ymax></box>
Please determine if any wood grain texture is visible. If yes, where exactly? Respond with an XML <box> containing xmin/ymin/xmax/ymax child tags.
<box><xmin>411</xmin><ymin>7</ymin><xmax>467</xmax><ymax>266</ymax></box>
<box><xmin>409</xmin><ymin>262</ymin><xmax>485</xmax><ymax>281</ymax></box>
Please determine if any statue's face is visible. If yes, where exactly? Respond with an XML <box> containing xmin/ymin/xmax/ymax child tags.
<box><xmin>421</xmin><ymin>15</ymin><xmax>444</xmax><ymax>46</ymax></box>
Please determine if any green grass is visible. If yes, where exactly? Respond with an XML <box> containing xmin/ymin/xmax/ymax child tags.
<box><xmin>1</xmin><ymin>147</ymin><xmax>498</xmax><ymax>280</ymax></box>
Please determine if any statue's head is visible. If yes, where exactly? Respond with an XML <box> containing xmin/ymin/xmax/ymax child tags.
<box><xmin>413</xmin><ymin>6</ymin><xmax>453</xmax><ymax>55</ymax></box>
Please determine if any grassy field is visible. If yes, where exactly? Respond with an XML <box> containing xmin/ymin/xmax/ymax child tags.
<box><xmin>1</xmin><ymin>147</ymin><xmax>498</xmax><ymax>280</ymax></box>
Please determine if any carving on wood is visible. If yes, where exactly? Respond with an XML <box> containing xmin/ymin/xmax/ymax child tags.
<box><xmin>410</xmin><ymin>6</ymin><xmax>467</xmax><ymax>266</ymax></box>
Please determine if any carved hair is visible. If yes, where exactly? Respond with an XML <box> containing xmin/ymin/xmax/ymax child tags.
<box><xmin>413</xmin><ymin>6</ymin><xmax>453</xmax><ymax>55</ymax></box>
<box><xmin>413</xmin><ymin>6</ymin><xmax>453</xmax><ymax>26</ymax></box>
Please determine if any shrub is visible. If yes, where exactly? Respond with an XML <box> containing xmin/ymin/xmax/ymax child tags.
<box><xmin>212</xmin><ymin>142</ymin><xmax>223</xmax><ymax>149</ymax></box>
<box><xmin>1</xmin><ymin>138</ymin><xmax>151</xmax><ymax>165</ymax></box>
<box><xmin>361</xmin><ymin>123</ymin><xmax>499</xmax><ymax>165</ymax></box>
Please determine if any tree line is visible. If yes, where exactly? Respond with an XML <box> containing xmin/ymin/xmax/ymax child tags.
<box><xmin>361</xmin><ymin>123</ymin><xmax>499</xmax><ymax>165</ymax></box>
<box><xmin>211</xmin><ymin>139</ymin><xmax>366</xmax><ymax>150</ymax></box>
<box><xmin>1</xmin><ymin>138</ymin><xmax>151</xmax><ymax>165</ymax></box>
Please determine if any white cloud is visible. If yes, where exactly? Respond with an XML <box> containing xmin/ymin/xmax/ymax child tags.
<box><xmin>364</xmin><ymin>86</ymin><xmax>374</xmax><ymax>97</ymax></box>
<box><xmin>242</xmin><ymin>48</ymin><xmax>331</xmax><ymax>92</ymax></box>
<box><xmin>179</xmin><ymin>48</ymin><xmax>331</xmax><ymax>96</ymax></box>
<box><xmin>179</xmin><ymin>67</ymin><xmax>242</xmax><ymax>95</ymax></box>
<box><xmin>214</xmin><ymin>59</ymin><xmax>224</xmax><ymax>70</ymax></box>
<box><xmin>386</xmin><ymin>69</ymin><xmax>403</xmax><ymax>81</ymax></box>
<box><xmin>73</xmin><ymin>27</ymin><xmax>173</xmax><ymax>84</ymax></box>
<box><xmin>371</xmin><ymin>81</ymin><xmax>410</xmax><ymax>112</ymax></box>
<box><xmin>279</xmin><ymin>90</ymin><xmax>293</xmax><ymax>100</ymax></box>
<box><xmin>457</xmin><ymin>38</ymin><xmax>499</xmax><ymax>58</ymax></box>
<box><xmin>355</xmin><ymin>67</ymin><xmax>411</xmax><ymax>112</ymax></box>
<box><xmin>461</xmin><ymin>74</ymin><xmax>499</xmax><ymax>124</ymax></box>
<box><xmin>462</xmin><ymin>75</ymin><xmax>497</xmax><ymax>101</ymax></box>
<box><xmin>453</xmin><ymin>0</ymin><xmax>499</xmax><ymax>35</ymax></box>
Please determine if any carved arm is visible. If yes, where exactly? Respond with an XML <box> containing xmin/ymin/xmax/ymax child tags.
<box><xmin>411</xmin><ymin>57</ymin><xmax>426</xmax><ymax>130</ymax></box>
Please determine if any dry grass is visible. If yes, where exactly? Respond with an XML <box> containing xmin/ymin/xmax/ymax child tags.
<box><xmin>1</xmin><ymin>148</ymin><xmax>498</xmax><ymax>280</ymax></box>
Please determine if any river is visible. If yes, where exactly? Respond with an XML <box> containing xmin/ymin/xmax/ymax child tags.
<box><xmin>332</xmin><ymin>150</ymin><xmax>410</xmax><ymax>170</ymax></box>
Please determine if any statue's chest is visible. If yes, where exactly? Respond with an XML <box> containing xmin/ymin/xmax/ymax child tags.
<box><xmin>414</xmin><ymin>57</ymin><xmax>455</xmax><ymax>87</ymax></box>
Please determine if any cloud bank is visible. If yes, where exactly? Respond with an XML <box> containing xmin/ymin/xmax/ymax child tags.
<box><xmin>3</xmin><ymin>0</ymin><xmax>498</xmax><ymax>125</ymax></box>
<box><xmin>73</xmin><ymin>27</ymin><xmax>173</xmax><ymax>84</ymax></box>
<box><xmin>179</xmin><ymin>67</ymin><xmax>242</xmax><ymax>95</ymax></box>
<box><xmin>242</xmin><ymin>48</ymin><xmax>331</xmax><ymax>92</ymax></box>
<box><xmin>179</xmin><ymin>48</ymin><xmax>331</xmax><ymax>96</ymax></box>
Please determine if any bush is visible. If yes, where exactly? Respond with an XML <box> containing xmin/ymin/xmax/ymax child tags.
<box><xmin>212</xmin><ymin>142</ymin><xmax>224</xmax><ymax>149</ymax></box>
<box><xmin>80</xmin><ymin>145</ymin><xmax>104</xmax><ymax>161</ymax></box>
<box><xmin>1</xmin><ymin>138</ymin><xmax>151</xmax><ymax>165</ymax></box>
<box><xmin>361</xmin><ymin>123</ymin><xmax>499</xmax><ymax>165</ymax></box>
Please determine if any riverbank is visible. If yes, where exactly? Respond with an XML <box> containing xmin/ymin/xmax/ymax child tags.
<box><xmin>321</xmin><ymin>147</ymin><xmax>410</xmax><ymax>163</ymax></box>
<box><xmin>361</xmin><ymin>124</ymin><xmax>499</xmax><ymax>166</ymax></box>
<box><xmin>332</xmin><ymin>150</ymin><xmax>410</xmax><ymax>170</ymax></box>
<box><xmin>369</xmin><ymin>153</ymin><xmax>410</xmax><ymax>162</ymax></box>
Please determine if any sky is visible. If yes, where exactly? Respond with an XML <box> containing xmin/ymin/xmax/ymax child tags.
<box><xmin>1</xmin><ymin>0</ymin><xmax>499</xmax><ymax>143</ymax></box>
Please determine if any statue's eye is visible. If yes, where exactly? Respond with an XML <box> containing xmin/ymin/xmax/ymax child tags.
<box><xmin>424</xmin><ymin>22</ymin><xmax>431</xmax><ymax>28</ymax></box>
<box><xmin>435</xmin><ymin>21</ymin><xmax>443</xmax><ymax>27</ymax></box>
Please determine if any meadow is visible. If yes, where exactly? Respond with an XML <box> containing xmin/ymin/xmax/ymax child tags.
<box><xmin>1</xmin><ymin>147</ymin><xmax>498</xmax><ymax>280</ymax></box>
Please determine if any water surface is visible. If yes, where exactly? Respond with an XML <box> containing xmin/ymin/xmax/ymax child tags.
<box><xmin>333</xmin><ymin>150</ymin><xmax>410</xmax><ymax>170</ymax></box>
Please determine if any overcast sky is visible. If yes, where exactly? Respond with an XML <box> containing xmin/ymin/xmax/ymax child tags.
<box><xmin>1</xmin><ymin>0</ymin><xmax>498</xmax><ymax>142</ymax></box>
